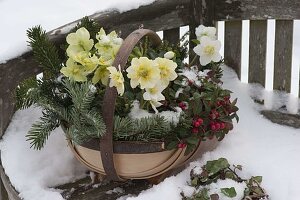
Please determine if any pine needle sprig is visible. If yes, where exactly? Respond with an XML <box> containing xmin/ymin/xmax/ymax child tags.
<box><xmin>26</xmin><ymin>110</ymin><xmax>60</xmax><ymax>150</ymax></box>
<box><xmin>114</xmin><ymin>116</ymin><xmax>171</xmax><ymax>141</ymax></box>
<box><xmin>15</xmin><ymin>77</ymin><xmax>39</xmax><ymax>109</ymax></box>
<box><xmin>27</xmin><ymin>26</ymin><xmax>62</xmax><ymax>77</ymax></box>
<box><xmin>63</xmin><ymin>79</ymin><xmax>95</xmax><ymax>112</ymax></box>
<box><xmin>72</xmin><ymin>16</ymin><xmax>101</xmax><ymax>40</ymax></box>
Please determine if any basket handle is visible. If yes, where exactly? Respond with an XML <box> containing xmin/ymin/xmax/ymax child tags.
<box><xmin>100</xmin><ymin>29</ymin><xmax>162</xmax><ymax>181</ymax></box>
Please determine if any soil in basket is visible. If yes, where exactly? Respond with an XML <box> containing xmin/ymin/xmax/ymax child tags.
<box><xmin>58</xmin><ymin>177</ymin><xmax>150</xmax><ymax>200</ymax></box>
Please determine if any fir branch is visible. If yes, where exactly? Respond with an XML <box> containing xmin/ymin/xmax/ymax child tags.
<box><xmin>27</xmin><ymin>26</ymin><xmax>62</xmax><ymax>77</ymax></box>
<box><xmin>15</xmin><ymin>77</ymin><xmax>38</xmax><ymax>109</ymax></box>
<box><xmin>26</xmin><ymin>110</ymin><xmax>60</xmax><ymax>150</ymax></box>
<box><xmin>63</xmin><ymin>79</ymin><xmax>95</xmax><ymax>112</ymax></box>
<box><xmin>114</xmin><ymin>116</ymin><xmax>171</xmax><ymax>141</ymax></box>
<box><xmin>73</xmin><ymin>17</ymin><xmax>101</xmax><ymax>39</ymax></box>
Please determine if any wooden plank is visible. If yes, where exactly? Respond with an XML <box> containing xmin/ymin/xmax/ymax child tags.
<box><xmin>248</xmin><ymin>20</ymin><xmax>267</xmax><ymax>86</ymax></box>
<box><xmin>214</xmin><ymin>0</ymin><xmax>300</xmax><ymax>21</ymax></box>
<box><xmin>0</xmin><ymin>160</ymin><xmax>20</xmax><ymax>200</ymax></box>
<box><xmin>224</xmin><ymin>21</ymin><xmax>242</xmax><ymax>79</ymax></box>
<box><xmin>273</xmin><ymin>20</ymin><xmax>293</xmax><ymax>92</ymax></box>
<box><xmin>0</xmin><ymin>177</ymin><xmax>9</xmax><ymax>200</ymax></box>
<box><xmin>48</xmin><ymin>0</ymin><xmax>191</xmax><ymax>42</ymax></box>
<box><xmin>0</xmin><ymin>53</ymin><xmax>42</xmax><ymax>137</ymax></box>
<box><xmin>163</xmin><ymin>28</ymin><xmax>180</xmax><ymax>44</ymax></box>
<box><xmin>188</xmin><ymin>0</ymin><xmax>202</xmax><ymax>64</ymax></box>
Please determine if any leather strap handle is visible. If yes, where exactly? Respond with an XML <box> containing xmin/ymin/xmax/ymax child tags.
<box><xmin>100</xmin><ymin>29</ymin><xmax>162</xmax><ymax>181</ymax></box>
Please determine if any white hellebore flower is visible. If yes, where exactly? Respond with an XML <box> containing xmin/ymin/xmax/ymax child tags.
<box><xmin>164</xmin><ymin>51</ymin><xmax>175</xmax><ymax>59</ymax></box>
<box><xmin>195</xmin><ymin>25</ymin><xmax>216</xmax><ymax>40</ymax></box>
<box><xmin>107</xmin><ymin>65</ymin><xmax>125</xmax><ymax>96</ymax></box>
<box><xmin>193</xmin><ymin>36</ymin><xmax>221</xmax><ymax>66</ymax></box>
<box><xmin>143</xmin><ymin>84</ymin><xmax>165</xmax><ymax>113</ymax></box>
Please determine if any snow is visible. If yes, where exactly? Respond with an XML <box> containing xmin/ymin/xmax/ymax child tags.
<box><xmin>129</xmin><ymin>101</ymin><xmax>182</xmax><ymax>125</ymax></box>
<box><xmin>0</xmin><ymin>107</ymin><xmax>87</xmax><ymax>200</ymax></box>
<box><xmin>106</xmin><ymin>187</ymin><xmax>125</xmax><ymax>195</ymax></box>
<box><xmin>0</xmin><ymin>0</ymin><xmax>155</xmax><ymax>63</ymax></box>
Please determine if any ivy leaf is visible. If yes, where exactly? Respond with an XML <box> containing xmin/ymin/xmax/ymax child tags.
<box><xmin>205</xmin><ymin>158</ymin><xmax>230</xmax><ymax>176</ymax></box>
<box><xmin>221</xmin><ymin>187</ymin><xmax>237</xmax><ymax>198</ymax></box>
<box><xmin>252</xmin><ymin>176</ymin><xmax>263</xmax><ymax>184</ymax></box>
<box><xmin>191</xmin><ymin>177</ymin><xmax>198</xmax><ymax>186</ymax></box>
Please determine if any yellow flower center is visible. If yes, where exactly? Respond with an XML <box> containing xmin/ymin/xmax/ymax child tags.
<box><xmin>204</xmin><ymin>46</ymin><xmax>215</xmax><ymax>55</ymax></box>
<box><xmin>72</xmin><ymin>68</ymin><xmax>80</xmax><ymax>74</ymax></box>
<box><xmin>138</xmin><ymin>67</ymin><xmax>150</xmax><ymax>78</ymax></box>
<box><xmin>159</xmin><ymin>66</ymin><xmax>169</xmax><ymax>78</ymax></box>
<box><xmin>149</xmin><ymin>87</ymin><xmax>158</xmax><ymax>94</ymax></box>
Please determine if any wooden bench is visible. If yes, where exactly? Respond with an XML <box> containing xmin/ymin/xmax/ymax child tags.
<box><xmin>0</xmin><ymin>0</ymin><xmax>299</xmax><ymax>199</ymax></box>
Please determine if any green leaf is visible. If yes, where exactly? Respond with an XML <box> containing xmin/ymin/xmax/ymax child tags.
<box><xmin>221</xmin><ymin>187</ymin><xmax>237</xmax><ymax>198</ymax></box>
<box><xmin>205</xmin><ymin>158</ymin><xmax>230</xmax><ymax>176</ymax></box>
<box><xmin>252</xmin><ymin>176</ymin><xmax>263</xmax><ymax>184</ymax></box>
<box><xmin>191</xmin><ymin>39</ymin><xmax>200</xmax><ymax>45</ymax></box>
<box><xmin>186</xmin><ymin>136</ymin><xmax>199</xmax><ymax>145</ymax></box>
<box><xmin>191</xmin><ymin>177</ymin><xmax>198</xmax><ymax>186</ymax></box>
<box><xmin>166</xmin><ymin>141</ymin><xmax>178</xmax><ymax>150</ymax></box>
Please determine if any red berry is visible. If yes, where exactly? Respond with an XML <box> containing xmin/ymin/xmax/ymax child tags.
<box><xmin>210</xmin><ymin>124</ymin><xmax>216</xmax><ymax>131</ymax></box>
<box><xmin>192</xmin><ymin>127</ymin><xmax>199</xmax><ymax>133</ymax></box>
<box><xmin>220</xmin><ymin>123</ymin><xmax>226</xmax><ymax>129</ymax></box>
<box><xmin>194</xmin><ymin>121</ymin><xmax>201</xmax><ymax>127</ymax></box>
<box><xmin>179</xmin><ymin>102</ymin><xmax>185</xmax><ymax>107</ymax></box>
<box><xmin>224</xmin><ymin>96</ymin><xmax>230</xmax><ymax>101</ymax></box>
<box><xmin>215</xmin><ymin>123</ymin><xmax>221</xmax><ymax>130</ymax></box>
<box><xmin>177</xmin><ymin>142</ymin><xmax>187</xmax><ymax>148</ymax></box>
<box><xmin>209</xmin><ymin>113</ymin><xmax>216</xmax><ymax>119</ymax></box>
<box><xmin>188</xmin><ymin>80</ymin><xmax>194</xmax><ymax>85</ymax></box>
<box><xmin>197</xmin><ymin>118</ymin><xmax>203</xmax><ymax>125</ymax></box>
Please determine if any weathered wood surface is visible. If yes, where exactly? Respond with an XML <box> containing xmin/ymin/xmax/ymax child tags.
<box><xmin>163</xmin><ymin>28</ymin><xmax>180</xmax><ymax>44</ymax></box>
<box><xmin>0</xmin><ymin>158</ymin><xmax>20</xmax><ymax>200</ymax></box>
<box><xmin>248</xmin><ymin>20</ymin><xmax>267</xmax><ymax>86</ymax></box>
<box><xmin>273</xmin><ymin>20</ymin><xmax>293</xmax><ymax>92</ymax></box>
<box><xmin>215</xmin><ymin>0</ymin><xmax>300</xmax><ymax>21</ymax></box>
<box><xmin>261</xmin><ymin>110</ymin><xmax>300</xmax><ymax>128</ymax></box>
<box><xmin>58</xmin><ymin>177</ymin><xmax>150</xmax><ymax>200</ymax></box>
<box><xmin>224</xmin><ymin>21</ymin><xmax>242</xmax><ymax>79</ymax></box>
<box><xmin>0</xmin><ymin>53</ymin><xmax>42</xmax><ymax>138</ymax></box>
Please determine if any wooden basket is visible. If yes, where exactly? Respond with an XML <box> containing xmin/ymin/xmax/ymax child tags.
<box><xmin>64</xmin><ymin>29</ymin><xmax>219</xmax><ymax>181</ymax></box>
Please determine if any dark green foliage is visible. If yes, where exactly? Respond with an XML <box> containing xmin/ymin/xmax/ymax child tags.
<box><xmin>27</xmin><ymin>110</ymin><xmax>60</xmax><ymax>150</ymax></box>
<box><xmin>62</xmin><ymin>80</ymin><xmax>106</xmax><ymax>144</ymax></box>
<box><xmin>15</xmin><ymin>77</ymin><xmax>38</xmax><ymax>109</ymax></box>
<box><xmin>27</xmin><ymin>26</ymin><xmax>62</xmax><ymax>77</ymax></box>
<box><xmin>182</xmin><ymin>158</ymin><xmax>269</xmax><ymax>200</ymax></box>
<box><xmin>72</xmin><ymin>16</ymin><xmax>101</xmax><ymax>40</ymax></box>
<box><xmin>113</xmin><ymin>115</ymin><xmax>171</xmax><ymax>141</ymax></box>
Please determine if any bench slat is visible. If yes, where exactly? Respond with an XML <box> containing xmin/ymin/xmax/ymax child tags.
<box><xmin>224</xmin><ymin>21</ymin><xmax>242</xmax><ymax>79</ymax></box>
<box><xmin>248</xmin><ymin>20</ymin><xmax>267</xmax><ymax>86</ymax></box>
<box><xmin>274</xmin><ymin>20</ymin><xmax>293</xmax><ymax>92</ymax></box>
<box><xmin>163</xmin><ymin>28</ymin><xmax>180</xmax><ymax>44</ymax></box>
